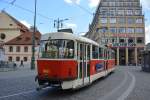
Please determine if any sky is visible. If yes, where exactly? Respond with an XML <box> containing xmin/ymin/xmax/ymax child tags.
<box><xmin>0</xmin><ymin>0</ymin><xmax>150</xmax><ymax>44</ymax></box>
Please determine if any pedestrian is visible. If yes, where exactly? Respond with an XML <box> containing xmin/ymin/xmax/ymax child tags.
<box><xmin>20</xmin><ymin>60</ymin><xmax>24</xmax><ymax>67</ymax></box>
<box><xmin>13</xmin><ymin>62</ymin><xmax>17</xmax><ymax>69</ymax></box>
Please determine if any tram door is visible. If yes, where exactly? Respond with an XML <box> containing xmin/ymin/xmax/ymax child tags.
<box><xmin>104</xmin><ymin>49</ymin><xmax>108</xmax><ymax>71</ymax></box>
<box><xmin>77</xmin><ymin>43</ymin><xmax>90</xmax><ymax>85</ymax></box>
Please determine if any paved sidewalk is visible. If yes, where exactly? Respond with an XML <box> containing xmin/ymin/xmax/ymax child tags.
<box><xmin>0</xmin><ymin>65</ymin><xmax>37</xmax><ymax>79</ymax></box>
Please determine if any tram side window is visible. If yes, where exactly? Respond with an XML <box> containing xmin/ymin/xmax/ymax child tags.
<box><xmin>92</xmin><ymin>45</ymin><xmax>99</xmax><ymax>59</ymax></box>
<box><xmin>111</xmin><ymin>50</ymin><xmax>115</xmax><ymax>59</ymax></box>
<box><xmin>108</xmin><ymin>50</ymin><xmax>111</xmax><ymax>59</ymax></box>
<box><xmin>109</xmin><ymin>50</ymin><xmax>112</xmax><ymax>59</ymax></box>
<box><xmin>87</xmin><ymin>45</ymin><xmax>90</xmax><ymax>60</ymax></box>
<box><xmin>66</xmin><ymin>40</ymin><xmax>74</xmax><ymax>58</ymax></box>
<box><xmin>104</xmin><ymin>50</ymin><xmax>107</xmax><ymax>59</ymax></box>
<box><xmin>99</xmin><ymin>48</ymin><xmax>103</xmax><ymax>59</ymax></box>
<box><xmin>80</xmin><ymin>44</ymin><xmax>83</xmax><ymax>60</ymax></box>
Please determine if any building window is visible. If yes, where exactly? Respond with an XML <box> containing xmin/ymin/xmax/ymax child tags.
<box><xmin>128</xmin><ymin>38</ymin><xmax>134</xmax><ymax>43</ymax></box>
<box><xmin>109</xmin><ymin>10</ymin><xmax>116</xmax><ymax>16</ymax></box>
<box><xmin>137</xmin><ymin>37</ymin><xmax>144</xmax><ymax>43</ymax></box>
<box><xmin>102</xmin><ymin>2</ymin><xmax>108</xmax><ymax>6</ymax></box>
<box><xmin>136</xmin><ymin>18</ymin><xmax>143</xmax><ymax>24</ymax></box>
<box><xmin>119</xmin><ymin>38</ymin><xmax>125</xmax><ymax>43</ymax></box>
<box><xmin>110</xmin><ymin>28</ymin><xmax>116</xmax><ymax>33</ymax></box>
<box><xmin>109</xmin><ymin>2</ymin><xmax>115</xmax><ymax>6</ymax></box>
<box><xmin>110</xmin><ymin>18</ymin><xmax>116</xmax><ymax>23</ymax></box>
<box><xmin>0</xmin><ymin>33</ymin><xmax>6</xmax><ymax>40</ymax></box>
<box><xmin>118</xmin><ymin>10</ymin><xmax>124</xmax><ymax>15</ymax></box>
<box><xmin>24</xmin><ymin>57</ymin><xmax>28</xmax><ymax>62</ymax></box>
<box><xmin>126</xmin><ymin>28</ymin><xmax>134</xmax><ymax>33</ymax></box>
<box><xmin>100</xmin><ymin>10</ymin><xmax>107</xmax><ymax>15</ymax></box>
<box><xmin>112</xmin><ymin>38</ymin><xmax>117</xmax><ymax>43</ymax></box>
<box><xmin>8</xmin><ymin>56</ymin><xmax>12</xmax><ymax>62</ymax></box>
<box><xmin>127</xmin><ymin>18</ymin><xmax>135</xmax><ymax>24</ymax></box>
<box><xmin>9</xmin><ymin>46</ymin><xmax>13</xmax><ymax>52</ymax></box>
<box><xmin>135</xmin><ymin>28</ymin><xmax>143</xmax><ymax>33</ymax></box>
<box><xmin>9</xmin><ymin>24</ymin><xmax>13</xmax><ymax>26</ymax></box>
<box><xmin>118</xmin><ymin>28</ymin><xmax>126</xmax><ymax>33</ymax></box>
<box><xmin>100</xmin><ymin>18</ymin><xmax>107</xmax><ymax>23</ymax></box>
<box><xmin>16</xmin><ymin>46</ymin><xmax>20</xmax><ymax>52</ymax></box>
<box><xmin>24</xmin><ymin>46</ymin><xmax>28</xmax><ymax>52</ymax></box>
<box><xmin>16</xmin><ymin>57</ymin><xmax>20</xmax><ymax>62</ymax></box>
<box><xmin>96</xmin><ymin>28</ymin><xmax>107</xmax><ymax>33</ymax></box>
<box><xmin>135</xmin><ymin>10</ymin><xmax>141</xmax><ymax>15</ymax></box>
<box><xmin>126</xmin><ymin>10</ymin><xmax>133</xmax><ymax>15</ymax></box>
<box><xmin>118</xmin><ymin>18</ymin><xmax>125</xmax><ymax>24</ymax></box>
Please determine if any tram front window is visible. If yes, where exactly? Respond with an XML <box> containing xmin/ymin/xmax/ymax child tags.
<box><xmin>40</xmin><ymin>39</ymin><xmax>74</xmax><ymax>59</ymax></box>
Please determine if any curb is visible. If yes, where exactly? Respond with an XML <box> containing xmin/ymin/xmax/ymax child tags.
<box><xmin>0</xmin><ymin>68</ymin><xmax>17</xmax><ymax>72</ymax></box>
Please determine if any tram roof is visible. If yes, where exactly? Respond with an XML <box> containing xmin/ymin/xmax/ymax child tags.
<box><xmin>41</xmin><ymin>32</ymin><xmax>99</xmax><ymax>46</ymax></box>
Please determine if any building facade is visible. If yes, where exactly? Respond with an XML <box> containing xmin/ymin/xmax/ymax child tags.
<box><xmin>5</xmin><ymin>31</ymin><xmax>41</xmax><ymax>65</ymax></box>
<box><xmin>86</xmin><ymin>0</ymin><xmax>145</xmax><ymax>66</ymax></box>
<box><xmin>0</xmin><ymin>10</ymin><xmax>41</xmax><ymax>65</ymax></box>
<box><xmin>0</xmin><ymin>10</ymin><xmax>29</xmax><ymax>43</ymax></box>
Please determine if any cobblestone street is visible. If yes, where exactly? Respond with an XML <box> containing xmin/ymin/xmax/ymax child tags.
<box><xmin>0</xmin><ymin>66</ymin><xmax>149</xmax><ymax>100</ymax></box>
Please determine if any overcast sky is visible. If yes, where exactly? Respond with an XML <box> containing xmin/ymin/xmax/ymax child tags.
<box><xmin>0</xmin><ymin>0</ymin><xmax>150</xmax><ymax>44</ymax></box>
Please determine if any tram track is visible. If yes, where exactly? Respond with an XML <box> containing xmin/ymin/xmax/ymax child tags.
<box><xmin>0</xmin><ymin>66</ymin><xmax>137</xmax><ymax>100</ymax></box>
<box><xmin>99</xmin><ymin>67</ymin><xmax>136</xmax><ymax>100</ymax></box>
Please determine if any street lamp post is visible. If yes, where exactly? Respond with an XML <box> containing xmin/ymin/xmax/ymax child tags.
<box><xmin>31</xmin><ymin>0</ymin><xmax>37</xmax><ymax>70</ymax></box>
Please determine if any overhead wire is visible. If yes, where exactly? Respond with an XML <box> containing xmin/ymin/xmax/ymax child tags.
<box><xmin>0</xmin><ymin>0</ymin><xmax>53</xmax><ymax>20</ymax></box>
<box><xmin>0</xmin><ymin>0</ymin><xmax>94</xmax><ymax>20</ymax></box>
<box><xmin>71</xmin><ymin>1</ymin><xmax>93</xmax><ymax>15</ymax></box>
<box><xmin>0</xmin><ymin>0</ymin><xmax>94</xmax><ymax>33</ymax></box>
<box><xmin>10</xmin><ymin>0</ymin><xmax>16</xmax><ymax>5</ymax></box>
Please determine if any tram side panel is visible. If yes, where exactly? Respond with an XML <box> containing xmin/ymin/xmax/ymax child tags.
<box><xmin>37</xmin><ymin>60</ymin><xmax>78</xmax><ymax>85</ymax></box>
<box><xmin>89</xmin><ymin>59</ymin><xmax>105</xmax><ymax>82</ymax></box>
<box><xmin>107</xmin><ymin>59</ymin><xmax>116</xmax><ymax>73</ymax></box>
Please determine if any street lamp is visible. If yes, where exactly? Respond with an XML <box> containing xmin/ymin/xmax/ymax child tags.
<box><xmin>31</xmin><ymin>0</ymin><xmax>37</xmax><ymax>70</ymax></box>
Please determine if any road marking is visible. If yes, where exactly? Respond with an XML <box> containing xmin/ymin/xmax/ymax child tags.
<box><xmin>100</xmin><ymin>70</ymin><xmax>128</xmax><ymax>100</ymax></box>
<box><xmin>99</xmin><ymin>68</ymin><xmax>136</xmax><ymax>100</ymax></box>
<box><xmin>117</xmin><ymin>71</ymin><xmax>136</xmax><ymax>100</ymax></box>
<box><xmin>0</xmin><ymin>90</ymin><xmax>36</xmax><ymax>99</ymax></box>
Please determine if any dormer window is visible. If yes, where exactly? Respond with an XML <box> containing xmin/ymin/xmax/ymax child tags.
<box><xmin>0</xmin><ymin>33</ymin><xmax>6</xmax><ymax>40</ymax></box>
<box><xmin>25</xmin><ymin>37</ymin><xmax>30</xmax><ymax>41</ymax></box>
<box><xmin>9</xmin><ymin>24</ymin><xmax>13</xmax><ymax>26</ymax></box>
<box><xmin>17</xmin><ymin>37</ymin><xmax>22</xmax><ymax>40</ymax></box>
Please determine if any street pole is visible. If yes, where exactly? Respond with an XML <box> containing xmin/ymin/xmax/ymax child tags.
<box><xmin>31</xmin><ymin>0</ymin><xmax>37</xmax><ymax>70</ymax></box>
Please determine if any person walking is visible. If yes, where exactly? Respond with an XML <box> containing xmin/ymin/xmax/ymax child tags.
<box><xmin>20</xmin><ymin>60</ymin><xmax>24</xmax><ymax>67</ymax></box>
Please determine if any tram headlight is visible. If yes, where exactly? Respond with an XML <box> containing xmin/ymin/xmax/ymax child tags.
<box><xmin>43</xmin><ymin>69</ymin><xmax>49</xmax><ymax>74</ymax></box>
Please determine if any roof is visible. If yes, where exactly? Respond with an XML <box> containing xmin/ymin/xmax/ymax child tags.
<box><xmin>1</xmin><ymin>10</ymin><xmax>41</xmax><ymax>45</ymax></box>
<box><xmin>5</xmin><ymin>31</ymin><xmax>41</xmax><ymax>45</ymax></box>
<box><xmin>41</xmin><ymin>32</ymin><xmax>99</xmax><ymax>46</ymax></box>
<box><xmin>1</xmin><ymin>10</ymin><xmax>28</xmax><ymax>31</ymax></box>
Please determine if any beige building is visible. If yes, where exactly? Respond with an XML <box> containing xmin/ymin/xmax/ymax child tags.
<box><xmin>0</xmin><ymin>10</ymin><xmax>28</xmax><ymax>43</ymax></box>
<box><xmin>5</xmin><ymin>31</ymin><xmax>41</xmax><ymax>65</ymax></box>
<box><xmin>0</xmin><ymin>10</ymin><xmax>41</xmax><ymax>65</ymax></box>
<box><xmin>86</xmin><ymin>0</ymin><xmax>145</xmax><ymax>66</ymax></box>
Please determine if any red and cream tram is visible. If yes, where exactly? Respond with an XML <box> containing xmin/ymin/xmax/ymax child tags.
<box><xmin>36</xmin><ymin>32</ymin><xmax>116</xmax><ymax>90</ymax></box>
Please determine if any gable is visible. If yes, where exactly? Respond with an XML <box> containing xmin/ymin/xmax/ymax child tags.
<box><xmin>0</xmin><ymin>12</ymin><xmax>18</xmax><ymax>29</ymax></box>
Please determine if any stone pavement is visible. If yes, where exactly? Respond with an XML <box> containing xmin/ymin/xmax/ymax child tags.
<box><xmin>0</xmin><ymin>64</ymin><xmax>37</xmax><ymax>79</ymax></box>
